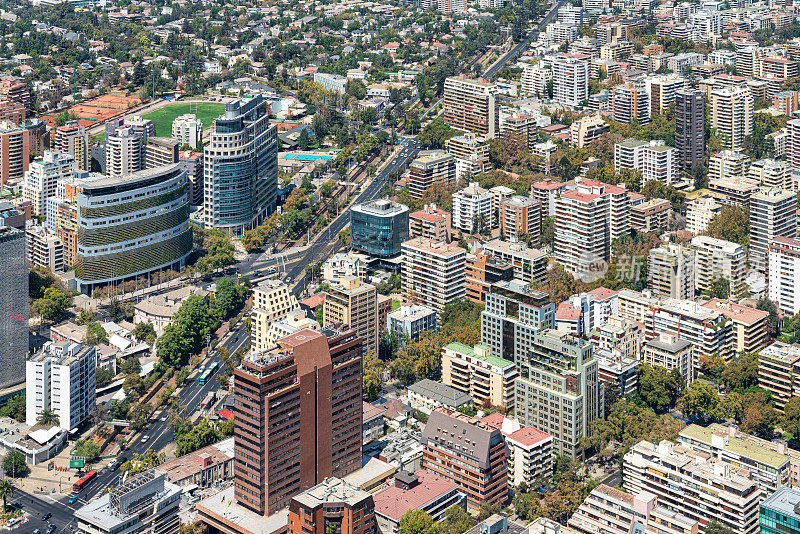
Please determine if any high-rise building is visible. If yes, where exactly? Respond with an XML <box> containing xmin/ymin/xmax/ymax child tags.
<box><xmin>700</xmin><ymin>299</ymin><xmax>769</xmax><ymax>354</ymax></box>
<box><xmin>759</xmin><ymin>341</ymin><xmax>800</xmax><ymax>411</ymax></box>
<box><xmin>71</xmin><ymin>164</ymin><xmax>192</xmax><ymax>295</ymax></box>
<box><xmin>75</xmin><ymin>470</ymin><xmax>181</xmax><ymax>534</ymax></box>
<box><xmin>646</xmin><ymin>75</ymin><xmax>686</xmax><ymax>116</ymax></box>
<box><xmin>0</xmin><ymin>79</ymin><xmax>31</xmax><ymax>114</ymax></box>
<box><xmin>623</xmin><ymin>440</ymin><xmax>761</xmax><ymax>534</ymax></box>
<box><xmin>22</xmin><ymin>150</ymin><xmax>75</xmax><ymax>216</ymax></box>
<box><xmin>26</xmin><ymin>225</ymin><xmax>64</xmax><ymax>272</ymax></box>
<box><xmin>569</xmin><ymin>113</ymin><xmax>610</xmax><ymax>148</ymax></box>
<box><xmin>630</xmin><ymin>198</ymin><xmax>671</xmax><ymax>232</ymax></box>
<box><xmin>420</xmin><ymin>409</ymin><xmax>508</xmax><ymax>511</ymax></box>
<box><xmin>408</xmin><ymin>151</ymin><xmax>456</xmax><ymax>200</ymax></box>
<box><xmin>409</xmin><ymin>204</ymin><xmax>448</xmax><ymax>242</ymax></box>
<box><xmin>444</xmin><ymin>132</ymin><xmax>490</xmax><ymax>159</ymax></box>
<box><xmin>0</xmin><ymin>119</ymin><xmax>42</xmax><ymax>185</ymax></box>
<box><xmin>350</xmin><ymin>199</ymin><xmax>409</xmax><ymax>259</ymax></box>
<box><xmin>611</xmin><ymin>82</ymin><xmax>650</xmax><ymax>124</ymax></box>
<box><xmin>767</xmin><ymin>237</ymin><xmax>800</xmax><ymax>315</ymax></box>
<box><xmin>452</xmin><ymin>182</ymin><xmax>495</xmax><ymax>234</ymax></box>
<box><xmin>786</xmin><ymin>118</ymin><xmax>800</xmax><ymax>169</ymax></box>
<box><xmin>554</xmin><ymin>179</ymin><xmax>631</xmax><ymax>277</ymax></box>
<box><xmin>761</xmin><ymin>487</ymin><xmax>800</xmax><ymax>534</ymax></box>
<box><xmin>499</xmin><ymin>196</ymin><xmax>541</xmax><ymax>243</ymax></box>
<box><xmin>675</xmin><ymin>89</ymin><xmax>706</xmax><ymax>170</ymax></box>
<box><xmin>250</xmin><ymin>279</ymin><xmax>300</xmax><ymax>352</ymax></box>
<box><xmin>501</xmin><ymin>114</ymin><xmax>537</xmax><ymax>151</ymax></box>
<box><xmin>482</xmin><ymin>239</ymin><xmax>548</xmax><ymax>284</ymax></box>
<box><xmin>553</xmin><ymin>53</ymin><xmax>590</xmax><ymax>107</ymax></box>
<box><xmin>750</xmin><ymin>187</ymin><xmax>796</xmax><ymax>273</ymax></box>
<box><xmin>26</xmin><ymin>341</ymin><xmax>96</xmax><ymax>431</ymax></box>
<box><xmin>465</xmin><ymin>252</ymin><xmax>514</xmax><ymax>304</ymax></box>
<box><xmin>515</xmin><ymin>330</ymin><xmax>599</xmax><ymax>459</ymax></box>
<box><xmin>710</xmin><ymin>86</ymin><xmax>754</xmax><ymax>151</ymax></box>
<box><xmin>145</xmin><ymin>137</ymin><xmax>179</xmax><ymax>169</ymax></box>
<box><xmin>179</xmin><ymin>150</ymin><xmax>203</xmax><ymax>206</ymax></box>
<box><xmin>749</xmin><ymin>158</ymin><xmax>788</xmax><ymax>189</ymax></box>
<box><xmin>289</xmin><ymin>478</ymin><xmax>376</xmax><ymax>534</ymax></box>
<box><xmin>323</xmin><ymin>277</ymin><xmax>378</xmax><ymax>355</ymax></box>
<box><xmin>233</xmin><ymin>328</ymin><xmax>362</xmax><ymax>515</ymax></box>
<box><xmin>123</xmin><ymin>115</ymin><xmax>154</xmax><ymax>168</ymax></box>
<box><xmin>0</xmin><ymin>228</ymin><xmax>27</xmax><ymax>389</ymax></box>
<box><xmin>203</xmin><ymin>97</ymin><xmax>278</xmax><ymax>234</ymax></box>
<box><xmin>691</xmin><ymin>235</ymin><xmax>747</xmax><ymax>300</ymax></box>
<box><xmin>172</xmin><ymin>113</ymin><xmax>203</xmax><ymax>149</ymax></box>
<box><xmin>54</xmin><ymin>121</ymin><xmax>89</xmax><ymax>171</ymax></box>
<box><xmin>641</xmin><ymin>333</ymin><xmax>694</xmax><ymax>385</ymax></box>
<box><xmin>105</xmin><ymin>126</ymin><xmax>142</xmax><ymax>177</ymax></box>
<box><xmin>614</xmin><ymin>139</ymin><xmax>677</xmax><ymax>185</ymax></box>
<box><xmin>685</xmin><ymin>197</ymin><xmax>722</xmax><ymax>234</ymax></box>
<box><xmin>401</xmin><ymin>237</ymin><xmax>466</xmax><ymax>311</ymax></box>
<box><xmin>441</xmin><ymin>342</ymin><xmax>517</xmax><ymax>409</ymax></box>
<box><xmin>387</xmin><ymin>304</ymin><xmax>438</xmax><ymax>344</ymax></box>
<box><xmin>480</xmin><ymin>279</ymin><xmax>555</xmax><ymax>363</ymax></box>
<box><xmin>443</xmin><ymin>76</ymin><xmax>499</xmax><ymax>138</ymax></box>
<box><xmin>647</xmin><ymin>243</ymin><xmax>696</xmax><ymax>300</ymax></box>
<box><xmin>569</xmin><ymin>484</ymin><xmax>700</xmax><ymax>534</ymax></box>
<box><xmin>708</xmin><ymin>150</ymin><xmax>750</xmax><ymax>182</ymax></box>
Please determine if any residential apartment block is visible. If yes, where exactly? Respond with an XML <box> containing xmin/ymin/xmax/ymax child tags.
<box><xmin>408</xmin><ymin>151</ymin><xmax>456</xmax><ymax>200</ymax></box>
<box><xmin>647</xmin><ymin>243</ymin><xmax>696</xmax><ymax>300</ymax></box>
<box><xmin>767</xmin><ymin>236</ymin><xmax>800</xmax><ymax>315</ymax></box>
<box><xmin>409</xmin><ymin>204</ymin><xmax>449</xmax><ymax>242</ymax></box>
<box><xmin>710</xmin><ymin>86</ymin><xmax>754</xmax><ymax>151</ymax></box>
<box><xmin>452</xmin><ymin>182</ymin><xmax>495</xmax><ymax>234</ymax></box>
<box><xmin>401</xmin><ymin>237</ymin><xmax>466</xmax><ymax>311</ymax></box>
<box><xmin>750</xmin><ymin>187</ymin><xmax>796</xmax><ymax>274</ymax></box>
<box><xmin>323</xmin><ymin>277</ymin><xmax>378</xmax><ymax>355</ymax></box>
<box><xmin>691</xmin><ymin>235</ymin><xmax>747</xmax><ymax>300</ymax></box>
<box><xmin>443</xmin><ymin>76</ymin><xmax>499</xmax><ymax>138</ymax></box>
<box><xmin>251</xmin><ymin>279</ymin><xmax>300</xmax><ymax>352</ymax></box>
<box><xmin>441</xmin><ymin>342</ymin><xmax>517</xmax><ymax>409</ymax></box>
<box><xmin>758</xmin><ymin>341</ymin><xmax>800</xmax><ymax>412</ymax></box>
<box><xmin>499</xmin><ymin>196</ymin><xmax>541</xmax><ymax>243</ymax></box>
<box><xmin>288</xmin><ymin>478</ymin><xmax>375</xmax><ymax>534</ymax></box>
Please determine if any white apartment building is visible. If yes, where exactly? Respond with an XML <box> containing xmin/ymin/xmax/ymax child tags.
<box><xmin>750</xmin><ymin>187</ymin><xmax>797</xmax><ymax>273</ymax></box>
<box><xmin>172</xmin><ymin>113</ymin><xmax>203</xmax><ymax>149</ymax></box>
<box><xmin>26</xmin><ymin>341</ymin><xmax>96</xmax><ymax>432</ymax></box>
<box><xmin>26</xmin><ymin>225</ymin><xmax>64</xmax><ymax>272</ymax></box>
<box><xmin>552</xmin><ymin>53</ymin><xmax>590</xmax><ymax>107</ymax></box>
<box><xmin>685</xmin><ymin>197</ymin><xmax>721</xmax><ymax>234</ymax></box>
<box><xmin>614</xmin><ymin>139</ymin><xmax>677</xmax><ymax>185</ymax></box>
<box><xmin>691</xmin><ymin>235</ymin><xmax>747</xmax><ymax>299</ymax></box>
<box><xmin>452</xmin><ymin>182</ymin><xmax>495</xmax><ymax>233</ymax></box>
<box><xmin>768</xmin><ymin>236</ymin><xmax>800</xmax><ymax>315</ymax></box>
<box><xmin>546</xmin><ymin>23</ymin><xmax>578</xmax><ymax>44</ymax></box>
<box><xmin>557</xmin><ymin>3</ymin><xmax>583</xmax><ymax>25</ymax></box>
<box><xmin>570</xmin><ymin>484</ymin><xmax>699</xmax><ymax>534</ymax></box>
<box><xmin>710</xmin><ymin>86</ymin><xmax>754</xmax><ymax>151</ymax></box>
<box><xmin>641</xmin><ymin>332</ymin><xmax>694</xmax><ymax>385</ymax></box>
<box><xmin>709</xmin><ymin>150</ymin><xmax>750</xmax><ymax>182</ymax></box>
<box><xmin>401</xmin><ymin>237</ymin><xmax>466</xmax><ymax>311</ymax></box>
<box><xmin>105</xmin><ymin>126</ymin><xmax>142</xmax><ymax>177</ymax></box>
<box><xmin>645</xmin><ymin>75</ymin><xmax>687</xmax><ymax>115</ymax></box>
<box><xmin>623</xmin><ymin>440</ymin><xmax>762</xmax><ymax>534</ymax></box>
<box><xmin>678</xmin><ymin>423</ymin><xmax>791</xmax><ymax>493</ymax></box>
<box><xmin>521</xmin><ymin>63</ymin><xmax>551</xmax><ymax>97</ymax></box>
<box><xmin>506</xmin><ymin>426</ymin><xmax>553</xmax><ymax>487</ymax></box>
<box><xmin>749</xmin><ymin>159</ymin><xmax>788</xmax><ymax>189</ymax></box>
<box><xmin>22</xmin><ymin>151</ymin><xmax>75</xmax><ymax>216</ymax></box>
<box><xmin>250</xmin><ymin>279</ymin><xmax>300</xmax><ymax>352</ymax></box>
<box><xmin>265</xmin><ymin>309</ymin><xmax>320</xmax><ymax>348</ymax></box>
<box><xmin>647</xmin><ymin>243</ymin><xmax>695</xmax><ymax>300</ymax></box>
<box><xmin>787</xmin><ymin>118</ymin><xmax>800</xmax><ymax>170</ymax></box>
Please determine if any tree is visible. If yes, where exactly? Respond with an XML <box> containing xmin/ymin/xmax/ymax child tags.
<box><xmin>704</xmin><ymin>276</ymin><xmax>730</xmax><ymax>299</ymax></box>
<box><xmin>705</xmin><ymin>522</ymin><xmax>735</xmax><ymax>534</ymax></box>
<box><xmin>36</xmin><ymin>408</ymin><xmax>59</xmax><ymax>427</ymax></box>
<box><xmin>703</xmin><ymin>204</ymin><xmax>749</xmax><ymax>247</ymax></box>
<box><xmin>32</xmin><ymin>287</ymin><xmax>71</xmax><ymax>321</ymax></box>
<box><xmin>678</xmin><ymin>381</ymin><xmax>719</xmax><ymax>420</ymax></box>
<box><xmin>85</xmin><ymin>321</ymin><xmax>108</xmax><ymax>346</ymax></box>
<box><xmin>215</xmin><ymin>277</ymin><xmax>246</xmax><ymax>320</ymax></box>
<box><xmin>2</xmin><ymin>451</ymin><xmax>26</xmax><ymax>477</ymax></box>
<box><xmin>637</xmin><ymin>364</ymin><xmax>685</xmax><ymax>413</ymax></box>
<box><xmin>133</xmin><ymin>322</ymin><xmax>156</xmax><ymax>344</ymax></box>
<box><xmin>757</xmin><ymin>297</ymin><xmax>781</xmax><ymax>336</ymax></box>
<box><xmin>534</xmin><ymin>263</ymin><xmax>577</xmax><ymax>304</ymax></box>
<box><xmin>398</xmin><ymin>510</ymin><xmax>437</xmax><ymax>534</ymax></box>
<box><xmin>541</xmin><ymin>216</ymin><xmax>555</xmax><ymax>248</ymax></box>
<box><xmin>72</xmin><ymin>439</ymin><xmax>101</xmax><ymax>463</ymax></box>
<box><xmin>783</xmin><ymin>397</ymin><xmax>800</xmax><ymax>436</ymax></box>
<box><xmin>440</xmin><ymin>506</ymin><xmax>473</xmax><ymax>534</ymax></box>
<box><xmin>418</xmin><ymin>117</ymin><xmax>460</xmax><ymax>149</ymax></box>
<box><xmin>721</xmin><ymin>352</ymin><xmax>759</xmax><ymax>391</ymax></box>
<box><xmin>0</xmin><ymin>479</ymin><xmax>15</xmax><ymax>512</ymax></box>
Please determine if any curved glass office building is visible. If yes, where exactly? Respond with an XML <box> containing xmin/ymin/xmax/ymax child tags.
<box><xmin>350</xmin><ymin>199</ymin><xmax>409</xmax><ymax>258</ymax></box>
<box><xmin>74</xmin><ymin>163</ymin><xmax>192</xmax><ymax>295</ymax></box>
<box><xmin>203</xmin><ymin>96</ymin><xmax>278</xmax><ymax>235</ymax></box>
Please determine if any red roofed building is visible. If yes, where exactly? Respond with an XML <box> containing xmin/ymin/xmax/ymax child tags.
<box><xmin>373</xmin><ymin>470</ymin><xmax>465</xmax><ymax>534</ymax></box>
<box><xmin>409</xmin><ymin>204</ymin><xmax>449</xmax><ymax>242</ymax></box>
<box><xmin>555</xmin><ymin>178</ymin><xmax>632</xmax><ymax>277</ymax></box>
<box><xmin>506</xmin><ymin>426</ymin><xmax>553</xmax><ymax>487</ymax></box>
<box><xmin>531</xmin><ymin>179</ymin><xmax>566</xmax><ymax>217</ymax></box>
<box><xmin>700</xmin><ymin>298</ymin><xmax>769</xmax><ymax>353</ymax></box>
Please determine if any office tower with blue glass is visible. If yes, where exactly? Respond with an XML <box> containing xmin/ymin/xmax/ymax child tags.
<box><xmin>203</xmin><ymin>96</ymin><xmax>278</xmax><ymax>234</ymax></box>
<box><xmin>350</xmin><ymin>199</ymin><xmax>409</xmax><ymax>259</ymax></box>
<box><xmin>762</xmin><ymin>487</ymin><xmax>800</xmax><ymax>534</ymax></box>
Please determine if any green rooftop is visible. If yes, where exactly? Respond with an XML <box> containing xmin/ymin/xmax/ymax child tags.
<box><xmin>443</xmin><ymin>342</ymin><xmax>514</xmax><ymax>369</ymax></box>
<box><xmin>680</xmin><ymin>424</ymin><xmax>789</xmax><ymax>469</ymax></box>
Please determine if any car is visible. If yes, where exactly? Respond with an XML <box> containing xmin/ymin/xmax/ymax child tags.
<box><xmin>160</xmin><ymin>415</ymin><xmax>168</xmax><ymax>422</ymax></box>
<box><xmin>41</xmin><ymin>514</ymin><xmax>51</xmax><ymax>521</ymax></box>
<box><xmin>141</xmin><ymin>435</ymin><xmax>150</xmax><ymax>443</ymax></box>
<box><xmin>267</xmin><ymin>266</ymin><xmax>276</xmax><ymax>274</ymax></box>
<box><xmin>107</xmin><ymin>459</ymin><xmax>118</xmax><ymax>471</ymax></box>
<box><xmin>33</xmin><ymin>529</ymin><xmax>41</xmax><ymax>534</ymax></box>
<box><xmin>67</xmin><ymin>494</ymin><xmax>78</xmax><ymax>504</ymax></box>
<box><xmin>46</xmin><ymin>524</ymin><xmax>56</xmax><ymax>534</ymax></box>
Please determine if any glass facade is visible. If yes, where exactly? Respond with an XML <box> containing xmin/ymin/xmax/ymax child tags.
<box><xmin>762</xmin><ymin>488</ymin><xmax>800</xmax><ymax>534</ymax></box>
<box><xmin>350</xmin><ymin>200</ymin><xmax>409</xmax><ymax>258</ymax></box>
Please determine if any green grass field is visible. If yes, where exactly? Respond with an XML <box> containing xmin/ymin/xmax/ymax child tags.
<box><xmin>142</xmin><ymin>102</ymin><xmax>226</xmax><ymax>138</ymax></box>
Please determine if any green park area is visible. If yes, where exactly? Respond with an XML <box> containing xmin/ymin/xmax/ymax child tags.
<box><xmin>143</xmin><ymin>102</ymin><xmax>226</xmax><ymax>137</ymax></box>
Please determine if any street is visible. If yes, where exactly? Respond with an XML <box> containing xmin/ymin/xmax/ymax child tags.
<box><xmin>238</xmin><ymin>136</ymin><xmax>422</xmax><ymax>294</ymax></box>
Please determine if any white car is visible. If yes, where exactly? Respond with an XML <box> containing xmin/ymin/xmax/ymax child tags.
<box><xmin>141</xmin><ymin>435</ymin><xmax>150</xmax><ymax>443</ymax></box>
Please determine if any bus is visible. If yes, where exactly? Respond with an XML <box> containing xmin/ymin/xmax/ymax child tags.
<box><xmin>73</xmin><ymin>470</ymin><xmax>98</xmax><ymax>493</ymax></box>
<box><xmin>198</xmin><ymin>361</ymin><xmax>219</xmax><ymax>385</ymax></box>
<box><xmin>201</xmin><ymin>391</ymin><xmax>216</xmax><ymax>408</ymax></box>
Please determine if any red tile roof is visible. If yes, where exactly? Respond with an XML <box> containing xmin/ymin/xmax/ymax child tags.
<box><xmin>479</xmin><ymin>412</ymin><xmax>505</xmax><ymax>431</ymax></box>
<box><xmin>588</xmin><ymin>287</ymin><xmax>619</xmax><ymax>301</ymax></box>
<box><xmin>556</xmin><ymin>302</ymin><xmax>581</xmax><ymax>321</ymax></box>
<box><xmin>373</xmin><ymin>470</ymin><xmax>460</xmax><ymax>521</ymax></box>
<box><xmin>300</xmin><ymin>293</ymin><xmax>326</xmax><ymax>308</ymax></box>
<box><xmin>701</xmin><ymin>298</ymin><xmax>769</xmax><ymax>326</ymax></box>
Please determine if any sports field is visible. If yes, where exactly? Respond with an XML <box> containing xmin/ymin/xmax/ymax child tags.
<box><xmin>142</xmin><ymin>102</ymin><xmax>226</xmax><ymax>137</ymax></box>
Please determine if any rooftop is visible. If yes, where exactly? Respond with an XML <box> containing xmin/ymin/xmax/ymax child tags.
<box><xmin>373</xmin><ymin>469</ymin><xmax>460</xmax><ymax>521</ymax></box>
<box><xmin>443</xmin><ymin>342</ymin><xmax>515</xmax><ymax>370</ymax></box>
<box><xmin>483</xmin><ymin>238</ymin><xmax>547</xmax><ymax>262</ymax></box>
<box><xmin>408</xmin><ymin>379</ymin><xmax>472</xmax><ymax>408</ymax></box>
<box><xmin>700</xmin><ymin>299</ymin><xmax>768</xmax><ymax>326</ymax></box>
<box><xmin>293</xmin><ymin>477</ymin><xmax>370</xmax><ymax>509</ymax></box>
<box><xmin>507</xmin><ymin>425</ymin><xmax>552</xmax><ymax>447</ymax></box>
<box><xmin>402</xmin><ymin>237</ymin><xmax>465</xmax><ymax>258</ymax></box>
<box><xmin>680</xmin><ymin>424</ymin><xmax>789</xmax><ymax>469</ymax></box>
<box><xmin>352</xmin><ymin>199</ymin><xmax>409</xmax><ymax>217</ymax></box>
<box><xmin>197</xmin><ymin>486</ymin><xmax>288</xmax><ymax>534</ymax></box>
<box><xmin>762</xmin><ymin>486</ymin><xmax>800</xmax><ymax>518</ymax></box>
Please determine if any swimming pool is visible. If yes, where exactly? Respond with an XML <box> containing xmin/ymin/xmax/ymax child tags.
<box><xmin>284</xmin><ymin>153</ymin><xmax>334</xmax><ymax>162</ymax></box>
